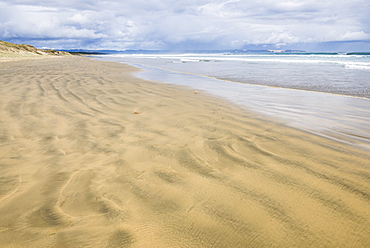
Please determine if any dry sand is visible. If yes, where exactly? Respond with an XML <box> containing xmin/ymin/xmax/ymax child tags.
<box><xmin>0</xmin><ymin>53</ymin><xmax>55</xmax><ymax>63</ymax></box>
<box><xmin>0</xmin><ymin>57</ymin><xmax>369</xmax><ymax>247</ymax></box>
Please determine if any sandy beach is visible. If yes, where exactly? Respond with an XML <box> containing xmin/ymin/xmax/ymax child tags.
<box><xmin>0</xmin><ymin>57</ymin><xmax>369</xmax><ymax>247</ymax></box>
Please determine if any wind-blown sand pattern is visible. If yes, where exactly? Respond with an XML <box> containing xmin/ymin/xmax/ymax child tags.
<box><xmin>0</xmin><ymin>57</ymin><xmax>369</xmax><ymax>247</ymax></box>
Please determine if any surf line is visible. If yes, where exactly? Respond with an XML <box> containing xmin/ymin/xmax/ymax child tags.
<box><xmin>127</xmin><ymin>62</ymin><xmax>370</xmax><ymax>101</ymax></box>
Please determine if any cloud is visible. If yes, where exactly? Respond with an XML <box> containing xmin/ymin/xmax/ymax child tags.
<box><xmin>0</xmin><ymin>0</ymin><xmax>369</xmax><ymax>50</ymax></box>
<box><xmin>0</xmin><ymin>3</ymin><xmax>105</xmax><ymax>39</ymax></box>
<box><xmin>337</xmin><ymin>31</ymin><xmax>370</xmax><ymax>41</ymax></box>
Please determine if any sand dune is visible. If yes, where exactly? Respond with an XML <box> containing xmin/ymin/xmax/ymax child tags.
<box><xmin>0</xmin><ymin>40</ymin><xmax>70</xmax><ymax>62</ymax></box>
<box><xmin>0</xmin><ymin>57</ymin><xmax>369</xmax><ymax>247</ymax></box>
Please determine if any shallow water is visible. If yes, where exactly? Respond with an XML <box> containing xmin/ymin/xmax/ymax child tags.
<box><xmin>99</xmin><ymin>53</ymin><xmax>370</xmax><ymax>98</ymax></box>
<box><xmin>96</xmin><ymin>55</ymin><xmax>370</xmax><ymax>150</ymax></box>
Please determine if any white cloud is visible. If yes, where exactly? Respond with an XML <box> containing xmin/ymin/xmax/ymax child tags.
<box><xmin>337</xmin><ymin>31</ymin><xmax>370</xmax><ymax>41</ymax></box>
<box><xmin>0</xmin><ymin>0</ymin><xmax>369</xmax><ymax>50</ymax></box>
<box><xmin>264</xmin><ymin>32</ymin><xmax>301</xmax><ymax>44</ymax></box>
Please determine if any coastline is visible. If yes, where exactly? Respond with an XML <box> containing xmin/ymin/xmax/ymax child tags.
<box><xmin>0</xmin><ymin>57</ymin><xmax>369</xmax><ymax>247</ymax></box>
<box><xmin>123</xmin><ymin>61</ymin><xmax>370</xmax><ymax>100</ymax></box>
<box><xmin>123</xmin><ymin>61</ymin><xmax>370</xmax><ymax>151</ymax></box>
<box><xmin>96</xmin><ymin>53</ymin><xmax>370</xmax><ymax>100</ymax></box>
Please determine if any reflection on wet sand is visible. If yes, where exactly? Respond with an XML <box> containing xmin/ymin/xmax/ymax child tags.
<box><xmin>134</xmin><ymin>65</ymin><xmax>370</xmax><ymax>150</ymax></box>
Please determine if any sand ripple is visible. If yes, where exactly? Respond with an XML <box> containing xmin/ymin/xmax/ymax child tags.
<box><xmin>0</xmin><ymin>57</ymin><xmax>369</xmax><ymax>247</ymax></box>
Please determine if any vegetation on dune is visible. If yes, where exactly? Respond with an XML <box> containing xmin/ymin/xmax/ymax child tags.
<box><xmin>0</xmin><ymin>40</ymin><xmax>70</xmax><ymax>57</ymax></box>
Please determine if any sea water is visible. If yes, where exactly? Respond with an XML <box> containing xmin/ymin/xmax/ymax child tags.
<box><xmin>95</xmin><ymin>53</ymin><xmax>370</xmax><ymax>150</ymax></box>
<box><xmin>99</xmin><ymin>53</ymin><xmax>370</xmax><ymax>98</ymax></box>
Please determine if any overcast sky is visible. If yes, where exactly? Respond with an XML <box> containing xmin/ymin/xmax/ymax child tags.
<box><xmin>1</xmin><ymin>0</ymin><xmax>369</xmax><ymax>51</ymax></box>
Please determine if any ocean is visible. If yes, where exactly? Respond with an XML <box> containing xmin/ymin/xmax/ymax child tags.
<box><xmin>95</xmin><ymin>53</ymin><xmax>370</xmax><ymax>150</ymax></box>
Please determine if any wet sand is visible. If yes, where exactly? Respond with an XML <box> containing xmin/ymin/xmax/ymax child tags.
<box><xmin>0</xmin><ymin>57</ymin><xmax>369</xmax><ymax>247</ymax></box>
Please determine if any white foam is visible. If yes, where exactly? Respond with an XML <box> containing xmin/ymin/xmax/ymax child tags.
<box><xmin>344</xmin><ymin>63</ymin><xmax>370</xmax><ymax>70</ymax></box>
<box><xmin>102</xmin><ymin>53</ymin><xmax>370</xmax><ymax>70</ymax></box>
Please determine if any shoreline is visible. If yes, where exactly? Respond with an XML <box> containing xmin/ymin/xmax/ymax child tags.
<box><xmin>0</xmin><ymin>57</ymin><xmax>369</xmax><ymax>247</ymax></box>
<box><xmin>95</xmin><ymin>53</ymin><xmax>370</xmax><ymax>100</ymax></box>
<box><xmin>116</xmin><ymin>61</ymin><xmax>370</xmax><ymax>151</ymax></box>
<box><xmin>124</xmin><ymin>61</ymin><xmax>370</xmax><ymax>100</ymax></box>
